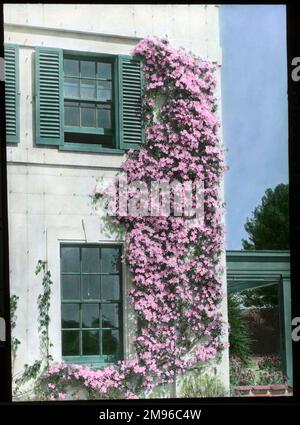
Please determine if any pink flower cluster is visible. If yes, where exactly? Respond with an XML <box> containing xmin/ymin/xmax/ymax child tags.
<box><xmin>123</xmin><ymin>37</ymin><xmax>226</xmax><ymax>376</ymax></box>
<box><xmin>45</xmin><ymin>362</ymin><xmax>141</xmax><ymax>400</ymax></box>
<box><xmin>44</xmin><ymin>344</ymin><xmax>160</xmax><ymax>399</ymax></box>
<box><xmin>47</xmin><ymin>37</ymin><xmax>227</xmax><ymax>400</ymax></box>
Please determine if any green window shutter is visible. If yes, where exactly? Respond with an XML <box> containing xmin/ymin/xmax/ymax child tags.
<box><xmin>117</xmin><ymin>55</ymin><xmax>144</xmax><ymax>150</ymax></box>
<box><xmin>5</xmin><ymin>45</ymin><xmax>19</xmax><ymax>143</ymax></box>
<box><xmin>35</xmin><ymin>47</ymin><xmax>63</xmax><ymax>146</ymax></box>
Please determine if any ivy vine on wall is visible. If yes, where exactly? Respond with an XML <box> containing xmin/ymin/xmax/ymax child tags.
<box><xmin>13</xmin><ymin>260</ymin><xmax>53</xmax><ymax>398</ymax></box>
<box><xmin>10</xmin><ymin>294</ymin><xmax>21</xmax><ymax>373</ymax></box>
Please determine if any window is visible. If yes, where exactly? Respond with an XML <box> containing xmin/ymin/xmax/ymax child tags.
<box><xmin>35</xmin><ymin>48</ymin><xmax>144</xmax><ymax>152</ymax></box>
<box><xmin>61</xmin><ymin>244</ymin><xmax>123</xmax><ymax>366</ymax></box>
<box><xmin>63</xmin><ymin>56</ymin><xmax>114</xmax><ymax>148</ymax></box>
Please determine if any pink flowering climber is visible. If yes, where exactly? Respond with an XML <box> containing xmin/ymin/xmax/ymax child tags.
<box><xmin>46</xmin><ymin>36</ymin><xmax>227</xmax><ymax>401</ymax></box>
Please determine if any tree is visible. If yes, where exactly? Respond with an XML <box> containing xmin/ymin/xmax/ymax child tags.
<box><xmin>239</xmin><ymin>285</ymin><xmax>279</xmax><ymax>308</ymax></box>
<box><xmin>241</xmin><ymin>183</ymin><xmax>289</xmax><ymax>308</ymax></box>
<box><xmin>242</xmin><ymin>183</ymin><xmax>289</xmax><ymax>250</ymax></box>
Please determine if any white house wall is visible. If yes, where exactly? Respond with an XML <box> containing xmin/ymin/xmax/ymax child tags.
<box><xmin>4</xmin><ymin>4</ymin><xmax>228</xmax><ymax>392</ymax></box>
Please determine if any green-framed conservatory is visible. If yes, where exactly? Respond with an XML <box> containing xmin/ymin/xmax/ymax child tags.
<box><xmin>226</xmin><ymin>250</ymin><xmax>292</xmax><ymax>386</ymax></box>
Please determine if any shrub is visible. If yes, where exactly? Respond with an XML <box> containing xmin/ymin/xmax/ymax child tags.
<box><xmin>257</xmin><ymin>370</ymin><xmax>287</xmax><ymax>386</ymax></box>
<box><xmin>257</xmin><ymin>355</ymin><xmax>281</xmax><ymax>372</ymax></box>
<box><xmin>230</xmin><ymin>355</ymin><xmax>287</xmax><ymax>389</ymax></box>
<box><xmin>180</xmin><ymin>373</ymin><xmax>227</xmax><ymax>398</ymax></box>
<box><xmin>228</xmin><ymin>294</ymin><xmax>253</xmax><ymax>365</ymax></box>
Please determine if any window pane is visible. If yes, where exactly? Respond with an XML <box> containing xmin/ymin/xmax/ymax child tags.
<box><xmin>101</xmin><ymin>247</ymin><xmax>120</xmax><ymax>273</ymax></box>
<box><xmin>82</xmin><ymin>304</ymin><xmax>99</xmax><ymax>328</ymax></box>
<box><xmin>81</xmin><ymin>104</ymin><xmax>96</xmax><ymax>127</ymax></box>
<box><xmin>97</xmin><ymin>105</ymin><xmax>111</xmax><ymax>129</ymax></box>
<box><xmin>82</xmin><ymin>275</ymin><xmax>100</xmax><ymax>300</ymax></box>
<box><xmin>101</xmin><ymin>304</ymin><xmax>119</xmax><ymax>328</ymax></box>
<box><xmin>65</xmin><ymin>102</ymin><xmax>80</xmax><ymax>126</ymax></box>
<box><xmin>97</xmin><ymin>81</ymin><xmax>112</xmax><ymax>101</ymax></box>
<box><xmin>64</xmin><ymin>77</ymin><xmax>79</xmax><ymax>97</ymax></box>
<box><xmin>62</xmin><ymin>275</ymin><xmax>80</xmax><ymax>300</ymax></box>
<box><xmin>82</xmin><ymin>247</ymin><xmax>100</xmax><ymax>273</ymax></box>
<box><xmin>62</xmin><ymin>304</ymin><xmax>80</xmax><ymax>328</ymax></box>
<box><xmin>61</xmin><ymin>246</ymin><xmax>80</xmax><ymax>273</ymax></box>
<box><xmin>64</xmin><ymin>59</ymin><xmax>79</xmax><ymax>76</ymax></box>
<box><xmin>101</xmin><ymin>275</ymin><xmax>120</xmax><ymax>300</ymax></box>
<box><xmin>97</xmin><ymin>62</ymin><xmax>112</xmax><ymax>80</ymax></box>
<box><xmin>62</xmin><ymin>330</ymin><xmax>79</xmax><ymax>356</ymax></box>
<box><xmin>81</xmin><ymin>79</ymin><xmax>96</xmax><ymax>98</ymax></box>
<box><xmin>81</xmin><ymin>60</ymin><xmax>95</xmax><ymax>78</ymax></box>
<box><xmin>82</xmin><ymin>330</ymin><xmax>99</xmax><ymax>355</ymax></box>
<box><xmin>102</xmin><ymin>329</ymin><xmax>119</xmax><ymax>355</ymax></box>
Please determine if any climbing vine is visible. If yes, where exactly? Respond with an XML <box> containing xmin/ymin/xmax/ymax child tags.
<box><xmin>10</xmin><ymin>294</ymin><xmax>21</xmax><ymax>373</ymax></box>
<box><xmin>14</xmin><ymin>260</ymin><xmax>53</xmax><ymax>396</ymax></box>
<box><xmin>44</xmin><ymin>36</ymin><xmax>227</xmax><ymax>400</ymax></box>
<box><xmin>36</xmin><ymin>260</ymin><xmax>53</xmax><ymax>367</ymax></box>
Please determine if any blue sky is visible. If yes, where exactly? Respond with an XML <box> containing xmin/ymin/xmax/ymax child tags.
<box><xmin>220</xmin><ymin>5</ymin><xmax>289</xmax><ymax>249</ymax></box>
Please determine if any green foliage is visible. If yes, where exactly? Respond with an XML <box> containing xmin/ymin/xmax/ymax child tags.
<box><xmin>242</xmin><ymin>183</ymin><xmax>289</xmax><ymax>250</ymax></box>
<box><xmin>35</xmin><ymin>260</ymin><xmax>53</xmax><ymax>366</ymax></box>
<box><xmin>230</xmin><ymin>356</ymin><xmax>256</xmax><ymax>387</ymax></box>
<box><xmin>229</xmin><ymin>355</ymin><xmax>242</xmax><ymax>387</ymax></box>
<box><xmin>239</xmin><ymin>285</ymin><xmax>279</xmax><ymax>308</ymax></box>
<box><xmin>10</xmin><ymin>294</ymin><xmax>21</xmax><ymax>372</ymax></box>
<box><xmin>238</xmin><ymin>369</ymin><xmax>256</xmax><ymax>386</ymax></box>
<box><xmin>257</xmin><ymin>355</ymin><xmax>281</xmax><ymax>372</ymax></box>
<box><xmin>14</xmin><ymin>260</ymin><xmax>53</xmax><ymax>398</ymax></box>
<box><xmin>257</xmin><ymin>370</ymin><xmax>287</xmax><ymax>386</ymax></box>
<box><xmin>227</xmin><ymin>294</ymin><xmax>253</xmax><ymax>365</ymax></box>
<box><xmin>14</xmin><ymin>361</ymin><xmax>42</xmax><ymax>390</ymax></box>
<box><xmin>241</xmin><ymin>183</ymin><xmax>289</xmax><ymax>308</ymax></box>
<box><xmin>180</xmin><ymin>372</ymin><xmax>227</xmax><ymax>398</ymax></box>
<box><xmin>230</xmin><ymin>356</ymin><xmax>286</xmax><ymax>389</ymax></box>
